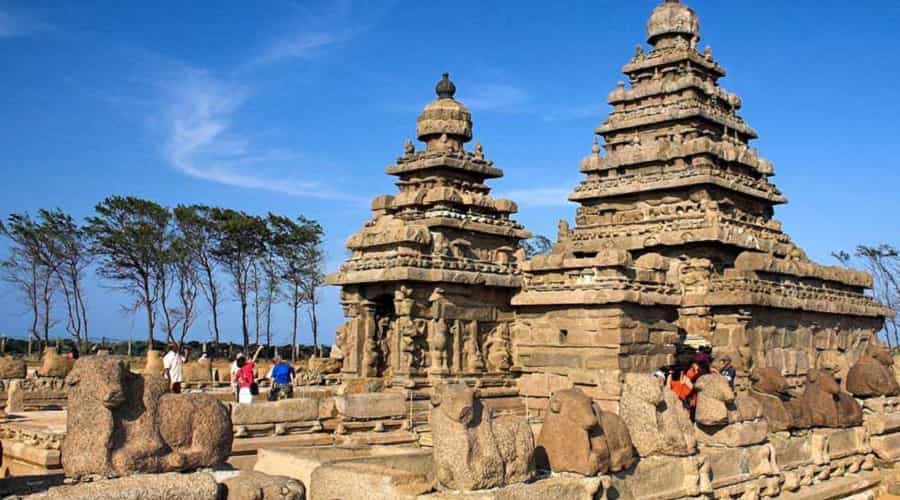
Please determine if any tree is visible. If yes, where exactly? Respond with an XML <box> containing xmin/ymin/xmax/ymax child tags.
<box><xmin>85</xmin><ymin>196</ymin><xmax>171</xmax><ymax>349</ymax></box>
<box><xmin>210</xmin><ymin>209</ymin><xmax>269</xmax><ymax>351</ymax></box>
<box><xmin>520</xmin><ymin>235</ymin><xmax>553</xmax><ymax>258</ymax></box>
<box><xmin>834</xmin><ymin>244</ymin><xmax>900</xmax><ymax>347</ymax></box>
<box><xmin>173</xmin><ymin>205</ymin><xmax>223</xmax><ymax>349</ymax></box>
<box><xmin>1</xmin><ymin>213</ymin><xmax>61</xmax><ymax>347</ymax></box>
<box><xmin>258</xmin><ymin>252</ymin><xmax>281</xmax><ymax>349</ymax></box>
<box><xmin>170</xmin><ymin>234</ymin><xmax>200</xmax><ymax>346</ymax></box>
<box><xmin>40</xmin><ymin>209</ymin><xmax>92</xmax><ymax>350</ymax></box>
<box><xmin>268</xmin><ymin>214</ymin><xmax>324</xmax><ymax>361</ymax></box>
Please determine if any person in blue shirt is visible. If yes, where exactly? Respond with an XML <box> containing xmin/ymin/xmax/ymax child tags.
<box><xmin>267</xmin><ymin>355</ymin><xmax>295</xmax><ymax>400</ymax></box>
<box><xmin>717</xmin><ymin>355</ymin><xmax>736</xmax><ymax>390</ymax></box>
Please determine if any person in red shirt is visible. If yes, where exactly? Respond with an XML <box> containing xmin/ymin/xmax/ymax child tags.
<box><xmin>234</xmin><ymin>346</ymin><xmax>263</xmax><ymax>404</ymax></box>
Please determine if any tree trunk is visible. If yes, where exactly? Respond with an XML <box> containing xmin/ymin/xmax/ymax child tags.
<box><xmin>241</xmin><ymin>297</ymin><xmax>249</xmax><ymax>352</ymax></box>
<box><xmin>143</xmin><ymin>278</ymin><xmax>155</xmax><ymax>349</ymax></box>
<box><xmin>291</xmin><ymin>283</ymin><xmax>299</xmax><ymax>362</ymax></box>
<box><xmin>310</xmin><ymin>297</ymin><xmax>319</xmax><ymax>357</ymax></box>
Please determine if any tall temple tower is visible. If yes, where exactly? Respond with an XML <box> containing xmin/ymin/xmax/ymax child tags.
<box><xmin>512</xmin><ymin>0</ymin><xmax>890</xmax><ymax>403</ymax></box>
<box><xmin>327</xmin><ymin>74</ymin><xmax>530</xmax><ymax>388</ymax></box>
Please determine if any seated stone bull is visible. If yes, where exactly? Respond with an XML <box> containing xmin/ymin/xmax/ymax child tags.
<box><xmin>847</xmin><ymin>343</ymin><xmax>900</xmax><ymax>398</ymax></box>
<box><xmin>800</xmin><ymin>369</ymin><xmax>862</xmax><ymax>428</ymax></box>
<box><xmin>430</xmin><ymin>383</ymin><xmax>534</xmax><ymax>490</ymax></box>
<box><xmin>536</xmin><ymin>388</ymin><xmax>634</xmax><ymax>476</ymax></box>
<box><xmin>749</xmin><ymin>367</ymin><xmax>804</xmax><ymax>432</ymax></box>
<box><xmin>620</xmin><ymin>373</ymin><xmax>695</xmax><ymax>457</ymax></box>
<box><xmin>62</xmin><ymin>357</ymin><xmax>232</xmax><ymax>478</ymax></box>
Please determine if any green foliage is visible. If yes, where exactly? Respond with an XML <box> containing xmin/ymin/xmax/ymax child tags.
<box><xmin>84</xmin><ymin>196</ymin><xmax>172</xmax><ymax>345</ymax></box>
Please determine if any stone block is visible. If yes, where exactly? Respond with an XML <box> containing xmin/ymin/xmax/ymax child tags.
<box><xmin>864</xmin><ymin>410</ymin><xmax>900</xmax><ymax>436</ymax></box>
<box><xmin>421</xmin><ymin>476</ymin><xmax>603</xmax><ymax>499</ymax></box>
<box><xmin>695</xmin><ymin>420</ymin><xmax>768</xmax><ymax>447</ymax></box>
<box><xmin>701</xmin><ymin>444</ymin><xmax>778</xmax><ymax>491</ymax></box>
<box><xmin>824</xmin><ymin>427</ymin><xmax>869</xmax><ymax>460</ymax></box>
<box><xmin>222</xmin><ymin>470</ymin><xmax>305</xmax><ymax>500</ymax></box>
<box><xmin>254</xmin><ymin>445</ymin><xmax>426</xmax><ymax>491</ymax></box>
<box><xmin>308</xmin><ymin>450</ymin><xmax>434</xmax><ymax>500</ymax></box>
<box><xmin>870</xmin><ymin>432</ymin><xmax>900</xmax><ymax>462</ymax></box>
<box><xmin>41</xmin><ymin>472</ymin><xmax>219</xmax><ymax>500</ymax></box>
<box><xmin>336</xmin><ymin>392</ymin><xmax>407</xmax><ymax>420</ymax></box>
<box><xmin>607</xmin><ymin>455</ymin><xmax>708</xmax><ymax>500</ymax></box>
<box><xmin>768</xmin><ymin>432</ymin><xmax>814</xmax><ymax>472</ymax></box>
<box><xmin>232</xmin><ymin>398</ymin><xmax>319</xmax><ymax>425</ymax></box>
<box><xmin>516</xmin><ymin>373</ymin><xmax>573</xmax><ymax>398</ymax></box>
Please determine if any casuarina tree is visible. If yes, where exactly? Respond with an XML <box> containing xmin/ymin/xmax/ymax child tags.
<box><xmin>209</xmin><ymin>208</ymin><xmax>269</xmax><ymax>351</ymax></box>
<box><xmin>85</xmin><ymin>196</ymin><xmax>171</xmax><ymax>349</ymax></box>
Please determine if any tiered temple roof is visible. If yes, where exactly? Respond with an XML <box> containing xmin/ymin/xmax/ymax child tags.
<box><xmin>328</xmin><ymin>74</ymin><xmax>530</xmax><ymax>289</ymax></box>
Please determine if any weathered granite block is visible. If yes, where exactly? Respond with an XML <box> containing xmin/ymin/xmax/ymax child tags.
<box><xmin>254</xmin><ymin>446</ymin><xmax>426</xmax><ymax>492</ymax></box>
<box><xmin>870</xmin><ymin>432</ymin><xmax>900</xmax><ymax>462</ymax></box>
<box><xmin>701</xmin><ymin>444</ymin><xmax>778</xmax><ymax>491</ymax></box>
<box><xmin>695</xmin><ymin>420</ymin><xmax>768</xmax><ymax>447</ymax></box>
<box><xmin>308</xmin><ymin>451</ymin><xmax>434</xmax><ymax>500</ymax></box>
<box><xmin>337</xmin><ymin>392</ymin><xmax>407</xmax><ymax>420</ymax></box>
<box><xmin>608</xmin><ymin>455</ymin><xmax>710</xmax><ymax>500</ymax></box>
<box><xmin>231</xmin><ymin>398</ymin><xmax>319</xmax><ymax>425</ymax></box>
<box><xmin>420</xmin><ymin>476</ymin><xmax>604</xmax><ymax>500</ymax></box>
<box><xmin>37</xmin><ymin>472</ymin><xmax>219</xmax><ymax>500</ymax></box>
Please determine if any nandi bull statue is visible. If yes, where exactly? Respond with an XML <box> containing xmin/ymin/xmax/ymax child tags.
<box><xmin>536</xmin><ymin>388</ymin><xmax>635</xmax><ymax>475</ymax></box>
<box><xmin>61</xmin><ymin>356</ymin><xmax>232</xmax><ymax>478</ymax></box>
<box><xmin>430</xmin><ymin>382</ymin><xmax>534</xmax><ymax>491</ymax></box>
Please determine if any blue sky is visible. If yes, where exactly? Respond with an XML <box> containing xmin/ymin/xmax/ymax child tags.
<box><xmin>1</xmin><ymin>1</ymin><xmax>898</xmax><ymax>347</ymax></box>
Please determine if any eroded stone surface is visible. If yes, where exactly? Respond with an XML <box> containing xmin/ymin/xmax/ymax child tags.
<box><xmin>36</xmin><ymin>472</ymin><xmax>219</xmax><ymax>500</ymax></box>
<box><xmin>61</xmin><ymin>357</ymin><xmax>231</xmax><ymax>478</ymax></box>
<box><xmin>430</xmin><ymin>383</ymin><xmax>533</xmax><ymax>490</ymax></box>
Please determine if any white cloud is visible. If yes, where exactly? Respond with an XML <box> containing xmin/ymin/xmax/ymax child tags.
<box><xmin>0</xmin><ymin>8</ymin><xmax>47</xmax><ymax>38</ymax></box>
<box><xmin>461</xmin><ymin>83</ymin><xmax>530</xmax><ymax>112</ymax></box>
<box><xmin>161</xmin><ymin>70</ymin><xmax>351</xmax><ymax>200</ymax></box>
<box><xmin>250</xmin><ymin>29</ymin><xmax>354</xmax><ymax>67</ymax></box>
<box><xmin>495</xmin><ymin>187</ymin><xmax>574</xmax><ymax>207</ymax></box>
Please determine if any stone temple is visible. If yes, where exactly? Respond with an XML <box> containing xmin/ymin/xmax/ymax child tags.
<box><xmin>5</xmin><ymin>2</ymin><xmax>900</xmax><ymax>500</ymax></box>
<box><xmin>329</xmin><ymin>0</ymin><xmax>890</xmax><ymax>404</ymax></box>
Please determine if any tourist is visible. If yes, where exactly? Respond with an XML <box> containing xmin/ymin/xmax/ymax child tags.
<box><xmin>266</xmin><ymin>355</ymin><xmax>295</xmax><ymax>401</ymax></box>
<box><xmin>230</xmin><ymin>352</ymin><xmax>244</xmax><ymax>402</ymax></box>
<box><xmin>163</xmin><ymin>342</ymin><xmax>187</xmax><ymax>394</ymax></box>
<box><xmin>234</xmin><ymin>346</ymin><xmax>264</xmax><ymax>405</ymax></box>
<box><xmin>718</xmin><ymin>355</ymin><xmax>736</xmax><ymax>389</ymax></box>
<box><xmin>67</xmin><ymin>347</ymin><xmax>79</xmax><ymax>360</ymax></box>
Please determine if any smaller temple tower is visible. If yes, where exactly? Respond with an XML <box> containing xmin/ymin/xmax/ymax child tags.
<box><xmin>327</xmin><ymin>74</ymin><xmax>530</xmax><ymax>388</ymax></box>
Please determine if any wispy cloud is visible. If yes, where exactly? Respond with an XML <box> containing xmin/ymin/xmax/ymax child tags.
<box><xmin>160</xmin><ymin>70</ymin><xmax>351</xmax><ymax>200</ymax></box>
<box><xmin>461</xmin><ymin>83</ymin><xmax>531</xmax><ymax>112</ymax></box>
<box><xmin>250</xmin><ymin>29</ymin><xmax>357</xmax><ymax>67</ymax></box>
<box><xmin>495</xmin><ymin>187</ymin><xmax>574</xmax><ymax>207</ymax></box>
<box><xmin>0</xmin><ymin>7</ymin><xmax>48</xmax><ymax>38</ymax></box>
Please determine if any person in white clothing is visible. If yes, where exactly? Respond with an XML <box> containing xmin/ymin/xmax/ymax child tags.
<box><xmin>230</xmin><ymin>352</ymin><xmax>244</xmax><ymax>402</ymax></box>
<box><xmin>163</xmin><ymin>342</ymin><xmax>188</xmax><ymax>393</ymax></box>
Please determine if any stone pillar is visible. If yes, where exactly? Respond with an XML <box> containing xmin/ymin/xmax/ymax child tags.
<box><xmin>360</xmin><ymin>300</ymin><xmax>379</xmax><ymax>377</ymax></box>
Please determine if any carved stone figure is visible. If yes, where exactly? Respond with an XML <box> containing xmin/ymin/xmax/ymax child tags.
<box><xmin>749</xmin><ymin>367</ymin><xmax>798</xmax><ymax>432</ymax></box>
<box><xmin>474</xmin><ymin>142</ymin><xmax>485</xmax><ymax>160</ymax></box>
<box><xmin>483</xmin><ymin>323</ymin><xmax>511</xmax><ymax>372</ymax></box>
<box><xmin>464</xmin><ymin>328</ymin><xmax>484</xmax><ymax>372</ymax></box>
<box><xmin>222</xmin><ymin>471</ymin><xmax>305</xmax><ymax>500</ymax></box>
<box><xmin>0</xmin><ymin>356</ymin><xmax>26</xmax><ymax>379</ymax></box>
<box><xmin>557</xmin><ymin>219</ymin><xmax>570</xmax><ymax>242</ymax></box>
<box><xmin>799</xmin><ymin>369</ymin><xmax>862</xmax><ymax>428</ymax></box>
<box><xmin>429</xmin><ymin>319</ymin><xmax>449</xmax><ymax>373</ymax></box>
<box><xmin>694</xmin><ymin>374</ymin><xmax>735</xmax><ymax>426</ymax></box>
<box><xmin>430</xmin><ymin>383</ymin><xmax>534</xmax><ymax>490</ymax></box>
<box><xmin>62</xmin><ymin>357</ymin><xmax>232</xmax><ymax>478</ymax></box>
<box><xmin>846</xmin><ymin>342</ymin><xmax>900</xmax><ymax>397</ymax></box>
<box><xmin>536</xmin><ymin>388</ymin><xmax>634</xmax><ymax>476</ymax></box>
<box><xmin>37</xmin><ymin>347</ymin><xmax>71</xmax><ymax>378</ymax></box>
<box><xmin>403</xmin><ymin>139</ymin><xmax>415</xmax><ymax>157</ymax></box>
<box><xmin>620</xmin><ymin>373</ymin><xmax>695</xmax><ymax>457</ymax></box>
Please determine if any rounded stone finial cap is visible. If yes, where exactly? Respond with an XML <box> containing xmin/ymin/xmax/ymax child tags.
<box><xmin>647</xmin><ymin>0</ymin><xmax>700</xmax><ymax>45</ymax></box>
<box><xmin>417</xmin><ymin>73</ymin><xmax>472</xmax><ymax>144</ymax></box>
<box><xmin>436</xmin><ymin>73</ymin><xmax>456</xmax><ymax>99</ymax></box>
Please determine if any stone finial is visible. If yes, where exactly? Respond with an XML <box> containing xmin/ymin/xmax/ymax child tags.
<box><xmin>646</xmin><ymin>0</ymin><xmax>700</xmax><ymax>46</ymax></box>
<box><xmin>417</xmin><ymin>73</ymin><xmax>473</xmax><ymax>148</ymax></box>
<box><xmin>436</xmin><ymin>72</ymin><xmax>457</xmax><ymax>99</ymax></box>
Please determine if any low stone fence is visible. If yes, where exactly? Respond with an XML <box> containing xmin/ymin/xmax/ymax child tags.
<box><xmin>4</xmin><ymin>377</ymin><xmax>67</xmax><ymax>412</ymax></box>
